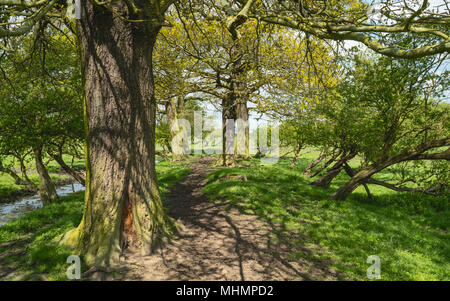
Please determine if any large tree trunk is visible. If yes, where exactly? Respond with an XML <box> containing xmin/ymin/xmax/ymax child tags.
<box><xmin>62</xmin><ymin>2</ymin><xmax>175</xmax><ymax>266</ymax></box>
<box><xmin>220</xmin><ymin>93</ymin><xmax>237</xmax><ymax>166</ymax></box>
<box><xmin>165</xmin><ymin>99</ymin><xmax>183</xmax><ymax>161</ymax></box>
<box><xmin>33</xmin><ymin>145</ymin><xmax>58</xmax><ymax>204</ymax></box>
<box><xmin>219</xmin><ymin>28</ymin><xmax>251</xmax><ymax>165</ymax></box>
<box><xmin>342</xmin><ymin>162</ymin><xmax>372</xmax><ymax>199</ymax></box>
<box><xmin>236</xmin><ymin>94</ymin><xmax>250</xmax><ymax>158</ymax></box>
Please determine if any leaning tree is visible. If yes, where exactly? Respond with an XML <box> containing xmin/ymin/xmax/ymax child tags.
<box><xmin>1</xmin><ymin>0</ymin><xmax>448</xmax><ymax>266</ymax></box>
<box><xmin>328</xmin><ymin>52</ymin><xmax>449</xmax><ymax>200</ymax></box>
<box><xmin>0</xmin><ymin>26</ymin><xmax>83</xmax><ymax>203</ymax></box>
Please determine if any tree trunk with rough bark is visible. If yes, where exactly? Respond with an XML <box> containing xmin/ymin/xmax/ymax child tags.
<box><xmin>33</xmin><ymin>146</ymin><xmax>58</xmax><ymax>204</ymax></box>
<box><xmin>236</xmin><ymin>94</ymin><xmax>249</xmax><ymax>158</ymax></box>
<box><xmin>166</xmin><ymin>99</ymin><xmax>184</xmax><ymax>161</ymax></box>
<box><xmin>61</xmin><ymin>2</ymin><xmax>175</xmax><ymax>266</ymax></box>
<box><xmin>220</xmin><ymin>92</ymin><xmax>237</xmax><ymax>166</ymax></box>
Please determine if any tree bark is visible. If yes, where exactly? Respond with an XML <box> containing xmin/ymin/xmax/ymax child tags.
<box><xmin>220</xmin><ymin>92</ymin><xmax>236</xmax><ymax>166</ymax></box>
<box><xmin>290</xmin><ymin>145</ymin><xmax>302</xmax><ymax>168</ymax></box>
<box><xmin>165</xmin><ymin>98</ymin><xmax>183</xmax><ymax>161</ymax></box>
<box><xmin>33</xmin><ymin>145</ymin><xmax>58</xmax><ymax>204</ymax></box>
<box><xmin>61</xmin><ymin>2</ymin><xmax>175</xmax><ymax>266</ymax></box>
<box><xmin>219</xmin><ymin>26</ymin><xmax>251</xmax><ymax>165</ymax></box>
<box><xmin>331</xmin><ymin>139</ymin><xmax>450</xmax><ymax>200</ymax></box>
<box><xmin>236</xmin><ymin>93</ymin><xmax>249</xmax><ymax>158</ymax></box>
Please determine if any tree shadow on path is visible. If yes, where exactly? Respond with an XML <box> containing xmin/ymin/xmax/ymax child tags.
<box><xmin>119</xmin><ymin>156</ymin><xmax>342</xmax><ymax>280</ymax></box>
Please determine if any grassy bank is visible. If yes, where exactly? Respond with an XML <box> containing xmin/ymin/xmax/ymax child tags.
<box><xmin>203</xmin><ymin>157</ymin><xmax>450</xmax><ymax>280</ymax></box>
<box><xmin>0</xmin><ymin>160</ymin><xmax>190</xmax><ymax>280</ymax></box>
<box><xmin>0</xmin><ymin>155</ymin><xmax>85</xmax><ymax>203</ymax></box>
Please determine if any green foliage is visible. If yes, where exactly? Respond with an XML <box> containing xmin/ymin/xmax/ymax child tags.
<box><xmin>0</xmin><ymin>28</ymin><xmax>83</xmax><ymax>152</ymax></box>
<box><xmin>295</xmin><ymin>46</ymin><xmax>450</xmax><ymax>195</ymax></box>
<box><xmin>0</xmin><ymin>172</ymin><xmax>69</xmax><ymax>203</ymax></box>
<box><xmin>0</xmin><ymin>25</ymin><xmax>83</xmax><ymax>192</ymax></box>
<box><xmin>323</xmin><ymin>52</ymin><xmax>449</xmax><ymax>162</ymax></box>
<box><xmin>0</xmin><ymin>193</ymin><xmax>84</xmax><ymax>280</ymax></box>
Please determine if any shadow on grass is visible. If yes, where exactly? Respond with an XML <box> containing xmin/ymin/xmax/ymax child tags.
<box><xmin>153</xmin><ymin>158</ymin><xmax>340</xmax><ymax>280</ymax></box>
<box><xmin>203</xmin><ymin>158</ymin><xmax>450</xmax><ymax>280</ymax></box>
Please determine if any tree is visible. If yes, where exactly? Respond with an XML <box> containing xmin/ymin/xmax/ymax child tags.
<box><xmin>321</xmin><ymin>51</ymin><xmax>450</xmax><ymax>200</ymax></box>
<box><xmin>59</xmin><ymin>1</ymin><xmax>180</xmax><ymax>266</ymax></box>
<box><xmin>2</xmin><ymin>0</ymin><xmax>179</xmax><ymax>265</ymax></box>
<box><xmin>1</xmin><ymin>0</ymin><xmax>448</xmax><ymax>266</ymax></box>
<box><xmin>158</xmin><ymin>8</ymin><xmax>266</xmax><ymax>165</ymax></box>
<box><xmin>153</xmin><ymin>17</ymin><xmax>203</xmax><ymax>159</ymax></box>
<box><xmin>167</xmin><ymin>4</ymin><xmax>340</xmax><ymax>164</ymax></box>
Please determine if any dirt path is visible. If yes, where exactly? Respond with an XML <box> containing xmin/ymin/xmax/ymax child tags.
<box><xmin>91</xmin><ymin>156</ymin><xmax>339</xmax><ymax>281</ymax></box>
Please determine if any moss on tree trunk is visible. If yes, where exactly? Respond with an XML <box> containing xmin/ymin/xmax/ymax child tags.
<box><xmin>61</xmin><ymin>1</ymin><xmax>175</xmax><ymax>266</ymax></box>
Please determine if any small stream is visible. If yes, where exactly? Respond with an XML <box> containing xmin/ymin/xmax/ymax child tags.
<box><xmin>0</xmin><ymin>159</ymin><xmax>163</xmax><ymax>227</ymax></box>
<box><xmin>0</xmin><ymin>183</ymin><xmax>85</xmax><ymax>227</ymax></box>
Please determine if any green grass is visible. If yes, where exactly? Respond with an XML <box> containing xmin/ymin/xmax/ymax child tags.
<box><xmin>203</xmin><ymin>157</ymin><xmax>450</xmax><ymax>281</ymax></box>
<box><xmin>0</xmin><ymin>154</ymin><xmax>84</xmax><ymax>203</ymax></box>
<box><xmin>0</xmin><ymin>160</ymin><xmax>190</xmax><ymax>281</ymax></box>
<box><xmin>155</xmin><ymin>159</ymin><xmax>191</xmax><ymax>198</ymax></box>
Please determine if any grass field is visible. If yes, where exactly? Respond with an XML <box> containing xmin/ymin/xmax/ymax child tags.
<box><xmin>203</xmin><ymin>156</ymin><xmax>450</xmax><ymax>280</ymax></box>
<box><xmin>0</xmin><ymin>153</ymin><xmax>448</xmax><ymax>280</ymax></box>
<box><xmin>0</xmin><ymin>160</ymin><xmax>191</xmax><ymax>280</ymax></box>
